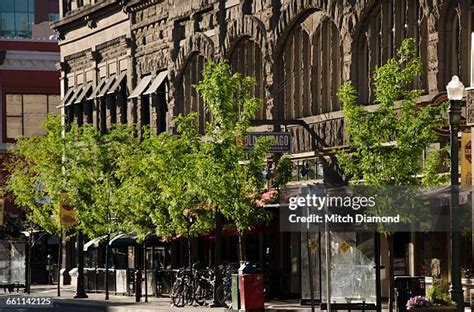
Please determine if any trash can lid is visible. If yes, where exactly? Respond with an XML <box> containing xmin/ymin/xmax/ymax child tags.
<box><xmin>238</xmin><ymin>262</ymin><xmax>256</xmax><ymax>275</ymax></box>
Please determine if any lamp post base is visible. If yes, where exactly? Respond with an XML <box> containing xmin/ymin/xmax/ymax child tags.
<box><xmin>73</xmin><ymin>292</ymin><xmax>88</xmax><ymax>299</ymax></box>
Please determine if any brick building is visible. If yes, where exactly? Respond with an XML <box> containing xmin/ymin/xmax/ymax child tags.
<box><xmin>0</xmin><ymin>0</ymin><xmax>61</xmax><ymax>286</ymax></box>
<box><xmin>51</xmin><ymin>0</ymin><xmax>473</xmax><ymax>302</ymax></box>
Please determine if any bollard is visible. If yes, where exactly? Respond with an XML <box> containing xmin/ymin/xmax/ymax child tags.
<box><xmin>135</xmin><ymin>269</ymin><xmax>142</xmax><ymax>303</ymax></box>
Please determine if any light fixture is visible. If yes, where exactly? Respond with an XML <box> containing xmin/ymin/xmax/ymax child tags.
<box><xmin>446</xmin><ymin>75</ymin><xmax>465</xmax><ymax>101</ymax></box>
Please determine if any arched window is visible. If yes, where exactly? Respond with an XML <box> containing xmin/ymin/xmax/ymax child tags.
<box><xmin>444</xmin><ymin>9</ymin><xmax>460</xmax><ymax>84</ymax></box>
<box><xmin>178</xmin><ymin>52</ymin><xmax>208</xmax><ymax>133</ymax></box>
<box><xmin>229</xmin><ymin>37</ymin><xmax>266</xmax><ymax>119</ymax></box>
<box><xmin>355</xmin><ymin>1</ymin><xmax>429</xmax><ymax>103</ymax></box>
<box><xmin>279</xmin><ymin>12</ymin><xmax>342</xmax><ymax>119</ymax></box>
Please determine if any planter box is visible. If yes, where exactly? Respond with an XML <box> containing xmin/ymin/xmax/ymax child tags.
<box><xmin>413</xmin><ymin>307</ymin><xmax>456</xmax><ymax>312</ymax></box>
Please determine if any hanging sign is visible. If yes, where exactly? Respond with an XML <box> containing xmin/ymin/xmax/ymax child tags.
<box><xmin>60</xmin><ymin>192</ymin><xmax>77</xmax><ymax>225</ymax></box>
<box><xmin>245</xmin><ymin>132</ymin><xmax>291</xmax><ymax>153</ymax></box>
<box><xmin>0</xmin><ymin>198</ymin><xmax>4</xmax><ymax>227</ymax></box>
<box><xmin>461</xmin><ymin>132</ymin><xmax>472</xmax><ymax>185</ymax></box>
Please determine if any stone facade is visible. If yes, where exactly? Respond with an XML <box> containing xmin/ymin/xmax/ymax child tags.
<box><xmin>52</xmin><ymin>0</ymin><xmax>472</xmax><ymax>156</ymax></box>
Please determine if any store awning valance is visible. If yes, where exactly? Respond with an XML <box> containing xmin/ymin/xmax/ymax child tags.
<box><xmin>97</xmin><ymin>75</ymin><xmax>117</xmax><ymax>98</ymax></box>
<box><xmin>74</xmin><ymin>82</ymin><xmax>93</xmax><ymax>104</ymax></box>
<box><xmin>109</xmin><ymin>234</ymin><xmax>137</xmax><ymax>247</ymax></box>
<box><xmin>107</xmin><ymin>71</ymin><xmax>127</xmax><ymax>95</ymax></box>
<box><xmin>128</xmin><ymin>75</ymin><xmax>152</xmax><ymax>99</ymax></box>
<box><xmin>64</xmin><ymin>86</ymin><xmax>83</xmax><ymax>107</ymax></box>
<box><xmin>87</xmin><ymin>77</ymin><xmax>107</xmax><ymax>101</ymax></box>
<box><xmin>83</xmin><ymin>235</ymin><xmax>107</xmax><ymax>251</ymax></box>
<box><xmin>143</xmin><ymin>71</ymin><xmax>168</xmax><ymax>95</ymax></box>
<box><xmin>57</xmin><ymin>87</ymin><xmax>76</xmax><ymax>108</ymax></box>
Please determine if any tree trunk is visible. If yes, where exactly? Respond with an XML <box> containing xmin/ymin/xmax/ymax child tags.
<box><xmin>105</xmin><ymin>233</ymin><xmax>110</xmax><ymax>300</ymax></box>
<box><xmin>187</xmin><ymin>235</ymin><xmax>192</xmax><ymax>269</ymax></box>
<box><xmin>143</xmin><ymin>239</ymin><xmax>148</xmax><ymax>303</ymax></box>
<box><xmin>238</xmin><ymin>232</ymin><xmax>246</xmax><ymax>263</ymax></box>
<box><xmin>26</xmin><ymin>236</ymin><xmax>31</xmax><ymax>294</ymax></box>
<box><xmin>57</xmin><ymin>231</ymin><xmax>62</xmax><ymax>297</ymax></box>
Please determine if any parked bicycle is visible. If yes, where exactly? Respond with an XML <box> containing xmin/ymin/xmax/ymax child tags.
<box><xmin>215</xmin><ymin>263</ymin><xmax>239</xmax><ymax>308</ymax></box>
<box><xmin>170</xmin><ymin>268</ymin><xmax>194</xmax><ymax>307</ymax></box>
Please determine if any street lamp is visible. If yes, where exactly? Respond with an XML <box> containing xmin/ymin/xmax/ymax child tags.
<box><xmin>446</xmin><ymin>75</ymin><xmax>464</xmax><ymax>312</ymax></box>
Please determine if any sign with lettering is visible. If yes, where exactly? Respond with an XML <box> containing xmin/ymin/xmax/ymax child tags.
<box><xmin>466</xmin><ymin>89</ymin><xmax>474</xmax><ymax>126</ymax></box>
<box><xmin>461</xmin><ymin>132</ymin><xmax>472</xmax><ymax>185</ymax></box>
<box><xmin>244</xmin><ymin>132</ymin><xmax>291</xmax><ymax>153</ymax></box>
<box><xmin>60</xmin><ymin>192</ymin><xmax>77</xmax><ymax>226</ymax></box>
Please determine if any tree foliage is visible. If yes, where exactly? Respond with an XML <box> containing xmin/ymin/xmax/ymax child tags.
<box><xmin>337</xmin><ymin>38</ymin><xmax>447</xmax><ymax>186</ymax></box>
<box><xmin>7</xmin><ymin>116</ymin><xmax>68</xmax><ymax>236</ymax></box>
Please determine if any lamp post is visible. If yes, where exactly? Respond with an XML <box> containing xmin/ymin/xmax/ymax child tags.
<box><xmin>74</xmin><ymin>230</ymin><xmax>88</xmax><ymax>298</ymax></box>
<box><xmin>446</xmin><ymin>75</ymin><xmax>464</xmax><ymax>312</ymax></box>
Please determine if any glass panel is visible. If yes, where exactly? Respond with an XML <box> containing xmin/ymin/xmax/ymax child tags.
<box><xmin>0</xmin><ymin>241</ymin><xmax>11</xmax><ymax>283</ymax></box>
<box><xmin>291</xmin><ymin>161</ymin><xmax>299</xmax><ymax>181</ymax></box>
<box><xmin>307</xmin><ymin>159</ymin><xmax>316</xmax><ymax>180</ymax></box>
<box><xmin>15</xmin><ymin>0</ymin><xmax>28</xmax><ymax>12</ymax></box>
<box><xmin>28</xmin><ymin>0</ymin><xmax>35</xmax><ymax>13</ymax></box>
<box><xmin>6</xmin><ymin>94</ymin><xmax>22</xmax><ymax>115</ymax></box>
<box><xmin>24</xmin><ymin>94</ymin><xmax>47</xmax><ymax>114</ymax></box>
<box><xmin>321</xmin><ymin>232</ymin><xmax>376</xmax><ymax>304</ymax></box>
<box><xmin>10</xmin><ymin>243</ymin><xmax>25</xmax><ymax>284</ymax></box>
<box><xmin>301</xmin><ymin>232</ymin><xmax>321</xmax><ymax>301</ymax></box>
<box><xmin>1</xmin><ymin>12</ymin><xmax>15</xmax><ymax>34</ymax></box>
<box><xmin>24</xmin><ymin>114</ymin><xmax>46</xmax><ymax>137</ymax></box>
<box><xmin>15</xmin><ymin>12</ymin><xmax>29</xmax><ymax>37</ymax></box>
<box><xmin>317</xmin><ymin>161</ymin><xmax>324</xmax><ymax>179</ymax></box>
<box><xmin>48</xmin><ymin>95</ymin><xmax>60</xmax><ymax>114</ymax></box>
<box><xmin>7</xmin><ymin>116</ymin><xmax>22</xmax><ymax>139</ymax></box>
<box><xmin>0</xmin><ymin>0</ymin><xmax>14</xmax><ymax>12</ymax></box>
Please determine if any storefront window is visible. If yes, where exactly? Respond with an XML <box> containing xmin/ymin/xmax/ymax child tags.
<box><xmin>0</xmin><ymin>0</ymin><xmax>35</xmax><ymax>38</ymax></box>
<box><xmin>6</xmin><ymin>94</ymin><xmax>60</xmax><ymax>140</ymax></box>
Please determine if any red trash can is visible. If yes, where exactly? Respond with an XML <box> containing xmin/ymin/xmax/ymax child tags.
<box><xmin>239</xmin><ymin>273</ymin><xmax>264</xmax><ymax>312</ymax></box>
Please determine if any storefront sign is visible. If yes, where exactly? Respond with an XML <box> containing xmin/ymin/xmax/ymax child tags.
<box><xmin>461</xmin><ymin>132</ymin><xmax>472</xmax><ymax>185</ymax></box>
<box><xmin>60</xmin><ymin>192</ymin><xmax>77</xmax><ymax>226</ymax></box>
<box><xmin>0</xmin><ymin>199</ymin><xmax>4</xmax><ymax>227</ymax></box>
<box><xmin>244</xmin><ymin>132</ymin><xmax>291</xmax><ymax>153</ymax></box>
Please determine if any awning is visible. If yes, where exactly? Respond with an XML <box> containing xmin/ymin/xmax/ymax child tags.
<box><xmin>128</xmin><ymin>75</ymin><xmax>152</xmax><ymax>99</ymax></box>
<box><xmin>64</xmin><ymin>86</ymin><xmax>83</xmax><ymax>107</ymax></box>
<box><xmin>143</xmin><ymin>71</ymin><xmax>168</xmax><ymax>95</ymax></box>
<box><xmin>57</xmin><ymin>87</ymin><xmax>76</xmax><ymax>108</ymax></box>
<box><xmin>74</xmin><ymin>82</ymin><xmax>93</xmax><ymax>104</ymax></box>
<box><xmin>109</xmin><ymin>234</ymin><xmax>137</xmax><ymax>247</ymax></box>
<box><xmin>107</xmin><ymin>71</ymin><xmax>127</xmax><ymax>95</ymax></box>
<box><xmin>87</xmin><ymin>77</ymin><xmax>107</xmax><ymax>101</ymax></box>
<box><xmin>97</xmin><ymin>75</ymin><xmax>116</xmax><ymax>98</ymax></box>
<box><xmin>84</xmin><ymin>235</ymin><xmax>107</xmax><ymax>251</ymax></box>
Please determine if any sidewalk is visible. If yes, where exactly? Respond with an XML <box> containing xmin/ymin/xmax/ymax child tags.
<box><xmin>0</xmin><ymin>285</ymin><xmax>226</xmax><ymax>312</ymax></box>
<box><xmin>0</xmin><ymin>285</ymin><xmax>471</xmax><ymax>312</ymax></box>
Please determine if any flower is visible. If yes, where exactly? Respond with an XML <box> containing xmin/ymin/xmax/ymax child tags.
<box><xmin>256</xmin><ymin>189</ymin><xmax>279</xmax><ymax>207</ymax></box>
<box><xmin>406</xmin><ymin>296</ymin><xmax>429</xmax><ymax>310</ymax></box>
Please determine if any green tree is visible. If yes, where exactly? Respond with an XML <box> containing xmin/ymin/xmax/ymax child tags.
<box><xmin>195</xmin><ymin>61</ymin><xmax>273</xmax><ymax>261</ymax></box>
<box><xmin>337</xmin><ymin>38</ymin><xmax>447</xmax><ymax>186</ymax></box>
<box><xmin>6</xmin><ymin>116</ymin><xmax>71</xmax><ymax>295</ymax></box>
<box><xmin>337</xmin><ymin>38</ymin><xmax>449</xmax><ymax>310</ymax></box>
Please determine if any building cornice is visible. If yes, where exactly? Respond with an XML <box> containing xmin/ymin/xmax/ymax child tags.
<box><xmin>51</xmin><ymin>0</ymin><xmax>127</xmax><ymax>37</ymax></box>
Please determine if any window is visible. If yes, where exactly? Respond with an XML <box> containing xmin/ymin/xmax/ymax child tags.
<box><xmin>0</xmin><ymin>0</ymin><xmax>35</xmax><ymax>38</ymax></box>
<box><xmin>230</xmin><ymin>38</ymin><xmax>266</xmax><ymax>119</ymax></box>
<box><xmin>6</xmin><ymin>94</ymin><xmax>60</xmax><ymax>140</ymax></box>
<box><xmin>179</xmin><ymin>53</ymin><xmax>208</xmax><ymax>133</ymax></box>
<box><xmin>279</xmin><ymin>12</ymin><xmax>342</xmax><ymax>118</ymax></box>
<box><xmin>290</xmin><ymin>158</ymin><xmax>324</xmax><ymax>181</ymax></box>
<box><xmin>49</xmin><ymin>13</ymin><xmax>59</xmax><ymax>22</ymax></box>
